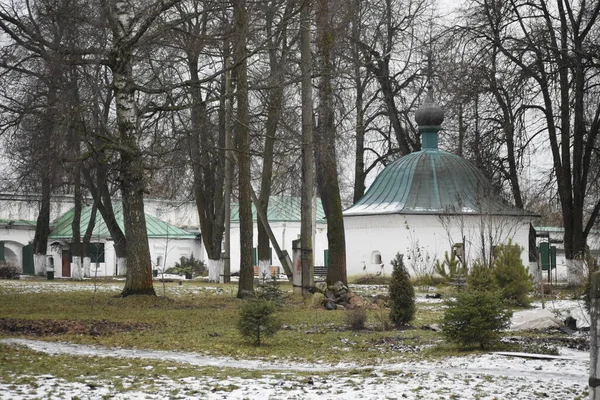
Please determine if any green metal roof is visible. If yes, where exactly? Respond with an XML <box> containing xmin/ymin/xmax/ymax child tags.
<box><xmin>230</xmin><ymin>196</ymin><xmax>326</xmax><ymax>223</ymax></box>
<box><xmin>344</xmin><ymin>149</ymin><xmax>536</xmax><ymax>217</ymax></box>
<box><xmin>0</xmin><ymin>219</ymin><xmax>37</xmax><ymax>227</ymax></box>
<box><xmin>49</xmin><ymin>204</ymin><xmax>196</xmax><ymax>240</ymax></box>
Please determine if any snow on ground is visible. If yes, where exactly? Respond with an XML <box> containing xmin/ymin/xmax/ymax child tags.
<box><xmin>0</xmin><ymin>278</ymin><xmax>230</xmax><ymax>296</ymax></box>
<box><xmin>0</xmin><ymin>280</ymin><xmax>592</xmax><ymax>399</ymax></box>
<box><xmin>0</xmin><ymin>338</ymin><xmax>589</xmax><ymax>399</ymax></box>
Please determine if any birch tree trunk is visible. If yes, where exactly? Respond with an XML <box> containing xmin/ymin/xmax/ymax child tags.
<box><xmin>106</xmin><ymin>0</ymin><xmax>158</xmax><ymax>296</ymax></box>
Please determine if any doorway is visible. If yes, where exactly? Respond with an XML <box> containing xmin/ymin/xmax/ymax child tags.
<box><xmin>62</xmin><ymin>250</ymin><xmax>70</xmax><ymax>277</ymax></box>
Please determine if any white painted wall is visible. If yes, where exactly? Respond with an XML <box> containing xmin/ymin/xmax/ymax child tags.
<box><xmin>0</xmin><ymin>224</ymin><xmax>36</xmax><ymax>272</ymax></box>
<box><xmin>227</xmin><ymin>221</ymin><xmax>329</xmax><ymax>273</ymax></box>
<box><xmin>0</xmin><ymin>225</ymin><xmax>34</xmax><ymax>247</ymax></box>
<box><xmin>344</xmin><ymin>213</ymin><xmax>534</xmax><ymax>278</ymax></box>
<box><xmin>46</xmin><ymin>237</ymin><xmax>202</xmax><ymax>278</ymax></box>
<box><xmin>150</xmin><ymin>237</ymin><xmax>203</xmax><ymax>273</ymax></box>
<box><xmin>0</xmin><ymin>193</ymin><xmax>79</xmax><ymax>222</ymax></box>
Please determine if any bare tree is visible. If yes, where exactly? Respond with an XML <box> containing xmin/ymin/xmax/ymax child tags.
<box><xmin>299</xmin><ymin>0</ymin><xmax>315</xmax><ymax>294</ymax></box>
<box><xmin>315</xmin><ymin>0</ymin><xmax>347</xmax><ymax>285</ymax></box>
<box><xmin>232</xmin><ymin>0</ymin><xmax>254</xmax><ymax>298</ymax></box>
<box><xmin>101</xmin><ymin>0</ymin><xmax>184</xmax><ymax>296</ymax></box>
<box><xmin>460</xmin><ymin>0</ymin><xmax>600</xmax><ymax>282</ymax></box>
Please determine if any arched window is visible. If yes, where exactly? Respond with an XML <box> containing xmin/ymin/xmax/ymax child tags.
<box><xmin>371</xmin><ymin>251</ymin><xmax>382</xmax><ymax>265</ymax></box>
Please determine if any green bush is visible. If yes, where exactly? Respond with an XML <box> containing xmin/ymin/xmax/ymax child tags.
<box><xmin>388</xmin><ymin>253</ymin><xmax>416</xmax><ymax>327</ymax></box>
<box><xmin>165</xmin><ymin>254</ymin><xmax>206</xmax><ymax>277</ymax></box>
<box><xmin>467</xmin><ymin>261</ymin><xmax>499</xmax><ymax>292</ymax></box>
<box><xmin>351</xmin><ymin>274</ymin><xmax>392</xmax><ymax>285</ymax></box>
<box><xmin>434</xmin><ymin>251</ymin><xmax>466</xmax><ymax>283</ymax></box>
<box><xmin>346</xmin><ymin>307</ymin><xmax>368</xmax><ymax>330</ymax></box>
<box><xmin>441</xmin><ymin>290</ymin><xmax>512</xmax><ymax>349</ymax></box>
<box><xmin>493</xmin><ymin>241</ymin><xmax>533</xmax><ymax>306</ymax></box>
<box><xmin>237</xmin><ymin>299</ymin><xmax>280</xmax><ymax>346</ymax></box>
<box><xmin>412</xmin><ymin>273</ymin><xmax>447</xmax><ymax>287</ymax></box>
<box><xmin>255</xmin><ymin>280</ymin><xmax>287</xmax><ymax>306</ymax></box>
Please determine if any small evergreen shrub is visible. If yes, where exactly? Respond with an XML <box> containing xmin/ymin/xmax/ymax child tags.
<box><xmin>165</xmin><ymin>254</ymin><xmax>206</xmax><ymax>277</ymax></box>
<box><xmin>442</xmin><ymin>290</ymin><xmax>512</xmax><ymax>349</ymax></box>
<box><xmin>346</xmin><ymin>307</ymin><xmax>368</xmax><ymax>330</ymax></box>
<box><xmin>467</xmin><ymin>261</ymin><xmax>499</xmax><ymax>292</ymax></box>
<box><xmin>0</xmin><ymin>262</ymin><xmax>20</xmax><ymax>280</ymax></box>
<box><xmin>255</xmin><ymin>280</ymin><xmax>287</xmax><ymax>306</ymax></box>
<box><xmin>434</xmin><ymin>251</ymin><xmax>466</xmax><ymax>283</ymax></box>
<box><xmin>412</xmin><ymin>273</ymin><xmax>447</xmax><ymax>287</ymax></box>
<box><xmin>493</xmin><ymin>241</ymin><xmax>533</xmax><ymax>306</ymax></box>
<box><xmin>388</xmin><ymin>253</ymin><xmax>416</xmax><ymax>327</ymax></box>
<box><xmin>237</xmin><ymin>299</ymin><xmax>280</xmax><ymax>346</ymax></box>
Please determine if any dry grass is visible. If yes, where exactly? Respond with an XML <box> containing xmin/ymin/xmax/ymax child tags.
<box><xmin>0</xmin><ymin>279</ymin><xmax>448</xmax><ymax>365</ymax></box>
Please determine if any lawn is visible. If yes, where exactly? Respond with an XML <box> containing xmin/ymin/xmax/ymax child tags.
<box><xmin>0</xmin><ymin>278</ymin><xmax>590</xmax><ymax>399</ymax></box>
<box><xmin>0</xmin><ymin>278</ymin><xmax>446</xmax><ymax>365</ymax></box>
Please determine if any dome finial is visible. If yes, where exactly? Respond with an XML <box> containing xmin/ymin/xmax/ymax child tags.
<box><xmin>415</xmin><ymin>53</ymin><xmax>444</xmax><ymax>150</ymax></box>
<box><xmin>415</xmin><ymin>53</ymin><xmax>444</xmax><ymax>128</ymax></box>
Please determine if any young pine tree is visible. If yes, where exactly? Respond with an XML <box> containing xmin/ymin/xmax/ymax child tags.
<box><xmin>389</xmin><ymin>253</ymin><xmax>416</xmax><ymax>327</ymax></box>
<box><xmin>467</xmin><ymin>261</ymin><xmax>499</xmax><ymax>292</ymax></box>
<box><xmin>442</xmin><ymin>290</ymin><xmax>512</xmax><ymax>349</ymax></box>
<box><xmin>493</xmin><ymin>240</ymin><xmax>533</xmax><ymax>306</ymax></box>
<box><xmin>237</xmin><ymin>299</ymin><xmax>280</xmax><ymax>346</ymax></box>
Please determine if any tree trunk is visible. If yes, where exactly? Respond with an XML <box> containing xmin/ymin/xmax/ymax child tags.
<box><xmin>222</xmin><ymin>52</ymin><xmax>234</xmax><ymax>284</ymax></box>
<box><xmin>233</xmin><ymin>0</ymin><xmax>254</xmax><ymax>298</ymax></box>
<box><xmin>82</xmin><ymin>201</ymin><xmax>98</xmax><ymax>278</ymax></box>
<box><xmin>71</xmin><ymin>164</ymin><xmax>83</xmax><ymax>281</ymax></box>
<box><xmin>83</xmin><ymin>164</ymin><xmax>127</xmax><ymax>271</ymax></box>
<box><xmin>120</xmin><ymin>170</ymin><xmax>155</xmax><ymax>296</ymax></box>
<box><xmin>300</xmin><ymin>0</ymin><xmax>315</xmax><ymax>294</ymax></box>
<box><xmin>257</xmin><ymin>3</ymin><xmax>290</xmax><ymax>283</ymax></box>
<box><xmin>315</xmin><ymin>0</ymin><xmax>347</xmax><ymax>285</ymax></box>
<box><xmin>33</xmin><ymin>181</ymin><xmax>51</xmax><ymax>276</ymax></box>
<box><xmin>351</xmin><ymin>0</ymin><xmax>366</xmax><ymax>203</ymax></box>
<box><xmin>109</xmin><ymin>0</ymin><xmax>155</xmax><ymax>296</ymax></box>
<box><xmin>183</xmin><ymin>12</ymin><xmax>226</xmax><ymax>282</ymax></box>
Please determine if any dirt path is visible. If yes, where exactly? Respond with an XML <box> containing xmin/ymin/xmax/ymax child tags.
<box><xmin>1</xmin><ymin>337</ymin><xmax>588</xmax><ymax>383</ymax></box>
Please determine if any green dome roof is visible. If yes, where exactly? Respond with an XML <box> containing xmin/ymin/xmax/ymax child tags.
<box><xmin>344</xmin><ymin>149</ymin><xmax>532</xmax><ymax>216</ymax></box>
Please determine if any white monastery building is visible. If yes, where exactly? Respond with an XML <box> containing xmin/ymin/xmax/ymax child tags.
<box><xmin>343</xmin><ymin>86</ymin><xmax>539</xmax><ymax>278</ymax></box>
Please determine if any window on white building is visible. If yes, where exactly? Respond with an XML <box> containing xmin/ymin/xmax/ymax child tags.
<box><xmin>371</xmin><ymin>251</ymin><xmax>382</xmax><ymax>265</ymax></box>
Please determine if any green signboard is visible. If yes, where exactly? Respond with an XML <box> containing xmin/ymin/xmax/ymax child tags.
<box><xmin>540</xmin><ymin>242</ymin><xmax>556</xmax><ymax>271</ymax></box>
<box><xmin>540</xmin><ymin>242</ymin><xmax>549</xmax><ymax>270</ymax></box>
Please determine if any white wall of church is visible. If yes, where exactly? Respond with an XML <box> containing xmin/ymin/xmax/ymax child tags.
<box><xmin>344</xmin><ymin>213</ymin><xmax>533</xmax><ymax>278</ymax></box>
<box><xmin>227</xmin><ymin>221</ymin><xmax>329</xmax><ymax>273</ymax></box>
<box><xmin>150</xmin><ymin>237</ymin><xmax>203</xmax><ymax>273</ymax></box>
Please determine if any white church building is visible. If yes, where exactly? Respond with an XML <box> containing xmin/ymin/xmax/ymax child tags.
<box><xmin>343</xmin><ymin>86</ymin><xmax>539</xmax><ymax>278</ymax></box>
